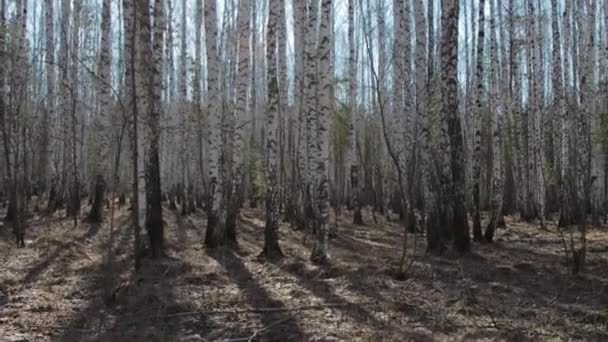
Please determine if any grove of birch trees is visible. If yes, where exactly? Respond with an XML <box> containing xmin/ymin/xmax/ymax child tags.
<box><xmin>1</xmin><ymin>0</ymin><xmax>607</xmax><ymax>274</ymax></box>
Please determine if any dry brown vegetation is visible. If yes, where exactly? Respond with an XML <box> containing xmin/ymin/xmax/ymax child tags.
<box><xmin>1</xmin><ymin>203</ymin><xmax>607</xmax><ymax>341</ymax></box>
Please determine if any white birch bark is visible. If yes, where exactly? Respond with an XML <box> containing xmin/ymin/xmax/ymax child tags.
<box><xmin>348</xmin><ymin>0</ymin><xmax>362</xmax><ymax>224</ymax></box>
<box><xmin>472</xmin><ymin>0</ymin><xmax>485</xmax><ymax>240</ymax></box>
<box><xmin>262</xmin><ymin>0</ymin><xmax>283</xmax><ymax>258</ymax></box>
<box><xmin>310</xmin><ymin>0</ymin><xmax>332</xmax><ymax>264</ymax></box>
<box><xmin>204</xmin><ymin>0</ymin><xmax>226</xmax><ymax>247</ymax></box>
<box><xmin>86</xmin><ymin>0</ymin><xmax>112</xmax><ymax>222</ymax></box>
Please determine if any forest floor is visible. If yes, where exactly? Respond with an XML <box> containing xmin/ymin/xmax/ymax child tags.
<box><xmin>1</xmin><ymin>202</ymin><xmax>608</xmax><ymax>342</ymax></box>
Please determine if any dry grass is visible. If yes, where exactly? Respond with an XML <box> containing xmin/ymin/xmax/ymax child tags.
<box><xmin>0</xmin><ymin>204</ymin><xmax>607</xmax><ymax>341</ymax></box>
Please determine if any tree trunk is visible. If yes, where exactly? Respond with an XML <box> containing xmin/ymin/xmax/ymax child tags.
<box><xmin>204</xmin><ymin>0</ymin><xmax>227</xmax><ymax>248</ymax></box>
<box><xmin>144</xmin><ymin>0</ymin><xmax>166</xmax><ymax>258</ymax></box>
<box><xmin>442</xmin><ymin>0</ymin><xmax>470</xmax><ymax>253</ymax></box>
<box><xmin>310</xmin><ymin>0</ymin><xmax>333</xmax><ymax>265</ymax></box>
<box><xmin>86</xmin><ymin>0</ymin><xmax>112</xmax><ymax>223</ymax></box>
<box><xmin>472</xmin><ymin>0</ymin><xmax>485</xmax><ymax>242</ymax></box>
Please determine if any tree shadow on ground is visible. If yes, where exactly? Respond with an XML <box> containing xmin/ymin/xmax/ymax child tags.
<box><xmin>49</xmin><ymin>212</ymin><xmax>208</xmax><ymax>342</ymax></box>
<box><xmin>21</xmin><ymin>220</ymin><xmax>102</xmax><ymax>285</ymax></box>
<box><xmin>208</xmin><ymin>248</ymin><xmax>306</xmax><ymax>341</ymax></box>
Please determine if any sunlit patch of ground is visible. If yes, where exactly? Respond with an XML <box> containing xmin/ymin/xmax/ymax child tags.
<box><xmin>1</xmin><ymin>203</ymin><xmax>607</xmax><ymax>341</ymax></box>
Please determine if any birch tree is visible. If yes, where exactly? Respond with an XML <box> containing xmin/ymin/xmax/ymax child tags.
<box><xmin>442</xmin><ymin>0</ymin><xmax>470</xmax><ymax>253</ymax></box>
<box><xmin>310</xmin><ymin>0</ymin><xmax>332</xmax><ymax>264</ymax></box>
<box><xmin>472</xmin><ymin>0</ymin><xmax>485</xmax><ymax>241</ymax></box>
<box><xmin>226</xmin><ymin>0</ymin><xmax>251</xmax><ymax>242</ymax></box>
<box><xmin>348</xmin><ymin>0</ymin><xmax>362</xmax><ymax>225</ymax></box>
<box><xmin>146</xmin><ymin>0</ymin><xmax>166</xmax><ymax>257</ymax></box>
<box><xmin>262</xmin><ymin>0</ymin><xmax>283</xmax><ymax>259</ymax></box>
<box><xmin>86</xmin><ymin>0</ymin><xmax>112</xmax><ymax>223</ymax></box>
<box><xmin>204</xmin><ymin>0</ymin><xmax>228</xmax><ymax>248</ymax></box>
<box><xmin>123</xmin><ymin>0</ymin><xmax>143</xmax><ymax>269</ymax></box>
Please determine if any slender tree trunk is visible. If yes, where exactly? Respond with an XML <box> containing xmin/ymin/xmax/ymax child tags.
<box><xmin>310</xmin><ymin>0</ymin><xmax>332</xmax><ymax>264</ymax></box>
<box><xmin>472</xmin><ymin>0</ymin><xmax>485</xmax><ymax>241</ymax></box>
<box><xmin>145</xmin><ymin>0</ymin><xmax>166</xmax><ymax>257</ymax></box>
<box><xmin>204</xmin><ymin>0</ymin><xmax>227</xmax><ymax>248</ymax></box>
<box><xmin>227</xmin><ymin>0</ymin><xmax>251</xmax><ymax>242</ymax></box>
<box><xmin>442</xmin><ymin>0</ymin><xmax>470</xmax><ymax>253</ymax></box>
<box><xmin>41</xmin><ymin>0</ymin><xmax>54</xmax><ymax>194</ymax></box>
<box><xmin>348</xmin><ymin>0</ymin><xmax>362</xmax><ymax>226</ymax></box>
<box><xmin>123</xmin><ymin>0</ymin><xmax>142</xmax><ymax>269</ymax></box>
<box><xmin>86</xmin><ymin>0</ymin><xmax>112</xmax><ymax>223</ymax></box>
<box><xmin>261</xmin><ymin>0</ymin><xmax>283</xmax><ymax>259</ymax></box>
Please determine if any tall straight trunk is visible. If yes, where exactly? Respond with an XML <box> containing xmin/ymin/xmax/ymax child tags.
<box><xmin>179</xmin><ymin>0</ymin><xmax>189</xmax><ymax>215</ymax></box>
<box><xmin>523</xmin><ymin>0</ymin><xmax>536</xmax><ymax>222</ymax></box>
<box><xmin>86</xmin><ymin>0</ymin><xmax>112</xmax><ymax>223</ymax></box>
<box><xmin>262</xmin><ymin>0</ymin><xmax>284</xmax><ymax>259</ymax></box>
<box><xmin>304</xmin><ymin>0</ymin><xmax>319</xmax><ymax>227</ymax></box>
<box><xmin>8</xmin><ymin>0</ymin><xmax>27</xmax><ymax>245</ymax></box>
<box><xmin>415</xmin><ymin>0</ymin><xmax>429</xmax><ymax>228</ymax></box>
<box><xmin>42</xmin><ymin>0</ymin><xmax>54</xmax><ymax>193</ymax></box>
<box><xmin>0</xmin><ymin>0</ymin><xmax>7</xmax><ymax>211</ymax></box>
<box><xmin>509</xmin><ymin>0</ymin><xmax>524</xmax><ymax>217</ymax></box>
<box><xmin>226</xmin><ymin>0</ymin><xmax>251</xmax><ymax>243</ymax></box>
<box><xmin>123</xmin><ymin>0</ymin><xmax>142</xmax><ymax>269</ymax></box>
<box><xmin>293</xmin><ymin>0</ymin><xmax>307</xmax><ymax>205</ymax></box>
<box><xmin>472</xmin><ymin>0</ymin><xmax>485</xmax><ymax>241</ymax></box>
<box><xmin>58</xmin><ymin>0</ymin><xmax>70</xmax><ymax>216</ymax></box>
<box><xmin>485</xmin><ymin>0</ymin><xmax>504</xmax><ymax>242</ymax></box>
<box><xmin>348</xmin><ymin>0</ymin><xmax>362</xmax><ymax>225</ymax></box>
<box><xmin>67</xmin><ymin>0</ymin><xmax>82</xmax><ymax>220</ymax></box>
<box><xmin>204</xmin><ymin>0</ymin><xmax>227</xmax><ymax>248</ymax></box>
<box><xmin>392</xmin><ymin>0</ymin><xmax>409</xmax><ymax>178</ymax></box>
<box><xmin>310</xmin><ymin>0</ymin><xmax>332</xmax><ymax>264</ymax></box>
<box><xmin>194</xmin><ymin>0</ymin><xmax>205</xmax><ymax>213</ymax></box>
<box><xmin>442</xmin><ymin>0</ymin><xmax>470</xmax><ymax>253</ymax></box>
<box><xmin>134</xmin><ymin>0</ymin><xmax>149</xmax><ymax>239</ymax></box>
<box><xmin>551</xmin><ymin>0</ymin><xmax>569</xmax><ymax>227</ymax></box>
<box><xmin>532</xmin><ymin>0</ymin><xmax>545</xmax><ymax>229</ymax></box>
<box><xmin>146</xmin><ymin>0</ymin><xmax>166</xmax><ymax>257</ymax></box>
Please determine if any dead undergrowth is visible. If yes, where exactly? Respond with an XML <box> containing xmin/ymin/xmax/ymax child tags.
<box><xmin>1</xmin><ymin>204</ymin><xmax>607</xmax><ymax>341</ymax></box>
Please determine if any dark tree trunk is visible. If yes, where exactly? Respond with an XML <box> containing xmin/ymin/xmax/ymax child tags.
<box><xmin>146</xmin><ymin>148</ymin><xmax>164</xmax><ymax>258</ymax></box>
<box><xmin>66</xmin><ymin>183</ymin><xmax>81</xmax><ymax>218</ymax></box>
<box><xmin>351</xmin><ymin>165</ymin><xmax>363</xmax><ymax>225</ymax></box>
<box><xmin>261</xmin><ymin>218</ymin><xmax>283</xmax><ymax>259</ymax></box>
<box><xmin>85</xmin><ymin>175</ymin><xmax>106</xmax><ymax>223</ymax></box>
<box><xmin>225</xmin><ymin>181</ymin><xmax>241</xmax><ymax>245</ymax></box>
<box><xmin>426</xmin><ymin>200</ymin><xmax>450</xmax><ymax>254</ymax></box>
<box><xmin>5</xmin><ymin>190</ymin><xmax>15</xmax><ymax>221</ymax></box>
<box><xmin>118</xmin><ymin>193</ymin><xmax>126</xmax><ymax>207</ymax></box>
<box><xmin>473</xmin><ymin>207</ymin><xmax>483</xmax><ymax>242</ymax></box>
<box><xmin>168</xmin><ymin>187</ymin><xmax>177</xmax><ymax>210</ymax></box>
